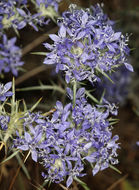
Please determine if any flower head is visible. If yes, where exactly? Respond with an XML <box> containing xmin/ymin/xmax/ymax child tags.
<box><xmin>14</xmin><ymin>87</ymin><xmax>119</xmax><ymax>187</ymax></box>
<box><xmin>0</xmin><ymin>34</ymin><xmax>24</xmax><ymax>76</ymax></box>
<box><xmin>44</xmin><ymin>4</ymin><xmax>133</xmax><ymax>83</ymax></box>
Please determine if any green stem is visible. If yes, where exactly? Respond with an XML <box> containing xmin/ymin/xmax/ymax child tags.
<box><xmin>73</xmin><ymin>80</ymin><xmax>77</xmax><ymax>108</ymax></box>
<box><xmin>12</xmin><ymin>77</ymin><xmax>15</xmax><ymax>114</ymax></box>
<box><xmin>74</xmin><ymin>177</ymin><xmax>91</xmax><ymax>190</ymax></box>
<box><xmin>16</xmin><ymin>85</ymin><xmax>65</xmax><ymax>94</ymax></box>
<box><xmin>85</xmin><ymin>90</ymin><xmax>100</xmax><ymax>104</ymax></box>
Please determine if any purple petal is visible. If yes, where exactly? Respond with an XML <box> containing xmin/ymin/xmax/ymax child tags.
<box><xmin>43</xmin><ymin>58</ymin><xmax>54</xmax><ymax>65</ymax></box>
<box><xmin>31</xmin><ymin>150</ymin><xmax>38</xmax><ymax>162</ymax></box>
<box><xmin>66</xmin><ymin>176</ymin><xmax>73</xmax><ymax>187</ymax></box>
<box><xmin>76</xmin><ymin>88</ymin><xmax>85</xmax><ymax>98</ymax></box>
<box><xmin>0</xmin><ymin>96</ymin><xmax>6</xmax><ymax>101</ymax></box>
<box><xmin>5</xmin><ymin>82</ymin><xmax>12</xmax><ymax>91</ymax></box>
<box><xmin>44</xmin><ymin>43</ymin><xmax>53</xmax><ymax>50</ymax></box>
<box><xmin>16</xmin><ymin>8</ymin><xmax>26</xmax><ymax>17</ymax></box>
<box><xmin>66</xmin><ymin>88</ymin><xmax>73</xmax><ymax>100</ymax></box>
<box><xmin>59</xmin><ymin>25</ymin><xmax>66</xmax><ymax>38</ymax></box>
<box><xmin>124</xmin><ymin>63</ymin><xmax>133</xmax><ymax>72</ymax></box>
<box><xmin>18</xmin><ymin>145</ymin><xmax>29</xmax><ymax>151</ymax></box>
<box><xmin>107</xmin><ymin>44</ymin><xmax>116</xmax><ymax>52</ymax></box>
<box><xmin>76</xmin><ymin>31</ymin><xmax>86</xmax><ymax>40</ymax></box>
<box><xmin>85</xmin><ymin>155</ymin><xmax>96</xmax><ymax>163</ymax></box>
<box><xmin>84</xmin><ymin>142</ymin><xmax>92</xmax><ymax>149</ymax></box>
<box><xmin>25</xmin><ymin>132</ymin><xmax>32</xmax><ymax>142</ymax></box>
<box><xmin>56</xmin><ymin>101</ymin><xmax>63</xmax><ymax>111</ymax></box>
<box><xmin>49</xmin><ymin>34</ymin><xmax>60</xmax><ymax>42</ymax></box>
<box><xmin>5</xmin><ymin>91</ymin><xmax>13</xmax><ymax>97</ymax></box>
<box><xmin>82</xmin><ymin>12</ymin><xmax>88</xmax><ymax>25</ymax></box>
<box><xmin>93</xmin><ymin>164</ymin><xmax>100</xmax><ymax>176</ymax></box>
<box><xmin>111</xmin><ymin>32</ymin><xmax>121</xmax><ymax>42</ymax></box>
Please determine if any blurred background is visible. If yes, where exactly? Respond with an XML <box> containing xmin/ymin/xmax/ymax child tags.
<box><xmin>0</xmin><ymin>0</ymin><xmax>139</xmax><ymax>190</ymax></box>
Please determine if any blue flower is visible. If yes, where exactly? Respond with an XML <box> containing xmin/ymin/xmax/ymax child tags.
<box><xmin>0</xmin><ymin>82</ymin><xmax>13</xmax><ymax>101</ymax></box>
<box><xmin>14</xmin><ymin>112</ymin><xmax>43</xmax><ymax>162</ymax></box>
<box><xmin>36</xmin><ymin>0</ymin><xmax>62</xmax><ymax>12</ymax></box>
<box><xmin>0</xmin><ymin>1</ymin><xmax>51</xmax><ymax>32</ymax></box>
<box><xmin>0</xmin><ymin>34</ymin><xmax>24</xmax><ymax>76</ymax></box>
<box><xmin>16</xmin><ymin>8</ymin><xmax>41</xmax><ymax>31</ymax></box>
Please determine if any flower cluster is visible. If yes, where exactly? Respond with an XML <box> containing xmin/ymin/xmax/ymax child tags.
<box><xmin>0</xmin><ymin>3</ymin><xmax>133</xmax><ymax>188</ymax></box>
<box><xmin>0</xmin><ymin>34</ymin><xmax>24</xmax><ymax>76</ymax></box>
<box><xmin>0</xmin><ymin>0</ymin><xmax>62</xmax><ymax>76</ymax></box>
<box><xmin>14</xmin><ymin>88</ymin><xmax>119</xmax><ymax>187</ymax></box>
<box><xmin>44</xmin><ymin>4</ymin><xmax>133</xmax><ymax>83</ymax></box>
<box><xmin>0</xmin><ymin>0</ymin><xmax>62</xmax><ymax>32</ymax></box>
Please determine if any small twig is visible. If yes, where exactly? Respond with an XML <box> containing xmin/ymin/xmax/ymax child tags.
<box><xmin>15</xmin><ymin>65</ymin><xmax>47</xmax><ymax>86</ymax></box>
<box><xmin>8</xmin><ymin>151</ymin><xmax>31</xmax><ymax>190</ymax></box>
<box><xmin>21</xmin><ymin>26</ymin><xmax>58</xmax><ymax>56</ymax></box>
<box><xmin>29</xmin><ymin>181</ymin><xmax>46</xmax><ymax>190</ymax></box>
<box><xmin>0</xmin><ymin>142</ymin><xmax>4</xmax><ymax>152</ymax></box>
<box><xmin>106</xmin><ymin>174</ymin><xmax>128</xmax><ymax>190</ymax></box>
<box><xmin>59</xmin><ymin>183</ymin><xmax>69</xmax><ymax>190</ymax></box>
<box><xmin>15</xmin><ymin>26</ymin><xmax>58</xmax><ymax>86</ymax></box>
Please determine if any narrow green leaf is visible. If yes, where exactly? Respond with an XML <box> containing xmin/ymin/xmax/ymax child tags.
<box><xmin>109</xmin><ymin>164</ymin><xmax>122</xmax><ymax>174</ymax></box>
<box><xmin>99</xmin><ymin>90</ymin><xmax>105</xmax><ymax>104</ymax></box>
<box><xmin>31</xmin><ymin>52</ymin><xmax>46</xmax><ymax>56</ymax></box>
<box><xmin>16</xmin><ymin>85</ymin><xmax>65</xmax><ymax>94</ymax></box>
<box><xmin>0</xmin><ymin>150</ymin><xmax>20</xmax><ymax>165</ymax></box>
<box><xmin>110</xmin><ymin>121</ymin><xmax>119</xmax><ymax>125</ymax></box>
<box><xmin>96</xmin><ymin>68</ymin><xmax>114</xmax><ymax>84</ymax></box>
<box><xmin>30</xmin><ymin>98</ymin><xmax>42</xmax><ymax>112</ymax></box>
<box><xmin>16</xmin><ymin>153</ymin><xmax>31</xmax><ymax>180</ymax></box>
<box><xmin>74</xmin><ymin>177</ymin><xmax>91</xmax><ymax>190</ymax></box>
<box><xmin>85</xmin><ymin>90</ymin><xmax>100</xmax><ymax>104</ymax></box>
